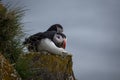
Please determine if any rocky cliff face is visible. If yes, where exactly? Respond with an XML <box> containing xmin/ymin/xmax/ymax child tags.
<box><xmin>0</xmin><ymin>52</ymin><xmax>75</xmax><ymax>80</ymax></box>
<box><xmin>0</xmin><ymin>53</ymin><xmax>21</xmax><ymax>80</ymax></box>
<box><xmin>15</xmin><ymin>52</ymin><xmax>75</xmax><ymax>80</ymax></box>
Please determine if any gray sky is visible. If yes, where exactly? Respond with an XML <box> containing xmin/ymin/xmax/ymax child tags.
<box><xmin>3</xmin><ymin>0</ymin><xmax>120</xmax><ymax>80</ymax></box>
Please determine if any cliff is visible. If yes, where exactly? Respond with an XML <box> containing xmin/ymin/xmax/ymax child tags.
<box><xmin>15</xmin><ymin>52</ymin><xmax>75</xmax><ymax>80</ymax></box>
<box><xmin>0</xmin><ymin>51</ymin><xmax>75</xmax><ymax>80</ymax></box>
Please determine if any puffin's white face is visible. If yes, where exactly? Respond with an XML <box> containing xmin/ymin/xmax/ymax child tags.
<box><xmin>53</xmin><ymin>34</ymin><xmax>66</xmax><ymax>49</ymax></box>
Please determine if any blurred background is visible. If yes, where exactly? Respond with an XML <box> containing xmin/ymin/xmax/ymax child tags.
<box><xmin>3</xmin><ymin>0</ymin><xmax>120</xmax><ymax>80</ymax></box>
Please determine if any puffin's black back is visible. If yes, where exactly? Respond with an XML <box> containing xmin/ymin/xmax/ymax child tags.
<box><xmin>23</xmin><ymin>32</ymin><xmax>43</xmax><ymax>44</ymax></box>
<box><xmin>41</xmin><ymin>31</ymin><xmax>56</xmax><ymax>40</ymax></box>
<box><xmin>47</xmin><ymin>24</ymin><xmax>63</xmax><ymax>32</ymax></box>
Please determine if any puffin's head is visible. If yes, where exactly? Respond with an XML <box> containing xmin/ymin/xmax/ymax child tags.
<box><xmin>53</xmin><ymin>33</ymin><xmax>66</xmax><ymax>49</ymax></box>
<box><xmin>47</xmin><ymin>24</ymin><xmax>63</xmax><ymax>33</ymax></box>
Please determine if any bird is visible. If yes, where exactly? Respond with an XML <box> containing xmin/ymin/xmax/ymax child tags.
<box><xmin>23</xmin><ymin>24</ymin><xmax>64</xmax><ymax>47</ymax></box>
<box><xmin>24</xmin><ymin>31</ymin><xmax>67</xmax><ymax>55</ymax></box>
<box><xmin>23</xmin><ymin>24</ymin><xmax>68</xmax><ymax>55</ymax></box>
<box><xmin>36</xmin><ymin>31</ymin><xmax>67</xmax><ymax>55</ymax></box>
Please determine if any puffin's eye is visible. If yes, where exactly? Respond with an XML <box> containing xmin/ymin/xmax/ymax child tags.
<box><xmin>57</xmin><ymin>36</ymin><xmax>60</xmax><ymax>39</ymax></box>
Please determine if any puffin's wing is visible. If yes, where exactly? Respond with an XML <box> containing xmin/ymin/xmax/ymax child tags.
<box><xmin>23</xmin><ymin>32</ymin><xmax>43</xmax><ymax>45</ymax></box>
<box><xmin>41</xmin><ymin>31</ymin><xmax>56</xmax><ymax>40</ymax></box>
<box><xmin>23</xmin><ymin>32</ymin><xmax>44</xmax><ymax>51</ymax></box>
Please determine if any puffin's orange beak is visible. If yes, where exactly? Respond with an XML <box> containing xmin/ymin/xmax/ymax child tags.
<box><xmin>62</xmin><ymin>39</ymin><xmax>66</xmax><ymax>49</ymax></box>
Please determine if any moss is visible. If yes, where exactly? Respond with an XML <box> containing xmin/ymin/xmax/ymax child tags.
<box><xmin>15</xmin><ymin>52</ymin><xmax>74</xmax><ymax>80</ymax></box>
<box><xmin>15</xmin><ymin>53</ymin><xmax>35</xmax><ymax>79</ymax></box>
<box><xmin>0</xmin><ymin>53</ymin><xmax>21</xmax><ymax>80</ymax></box>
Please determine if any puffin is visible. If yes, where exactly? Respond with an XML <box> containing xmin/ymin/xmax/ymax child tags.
<box><xmin>23</xmin><ymin>24</ymin><xmax>68</xmax><ymax>55</ymax></box>
<box><xmin>36</xmin><ymin>31</ymin><xmax>67</xmax><ymax>55</ymax></box>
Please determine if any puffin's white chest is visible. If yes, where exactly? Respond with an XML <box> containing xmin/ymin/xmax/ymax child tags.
<box><xmin>37</xmin><ymin>38</ymin><xmax>67</xmax><ymax>55</ymax></box>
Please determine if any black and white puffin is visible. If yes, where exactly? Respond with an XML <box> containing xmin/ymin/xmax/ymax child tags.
<box><xmin>36</xmin><ymin>31</ymin><xmax>67</xmax><ymax>55</ymax></box>
<box><xmin>23</xmin><ymin>24</ymin><xmax>67</xmax><ymax>55</ymax></box>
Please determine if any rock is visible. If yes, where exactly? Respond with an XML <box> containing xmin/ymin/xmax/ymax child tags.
<box><xmin>15</xmin><ymin>52</ymin><xmax>75</xmax><ymax>80</ymax></box>
<box><xmin>0</xmin><ymin>53</ymin><xmax>21</xmax><ymax>80</ymax></box>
